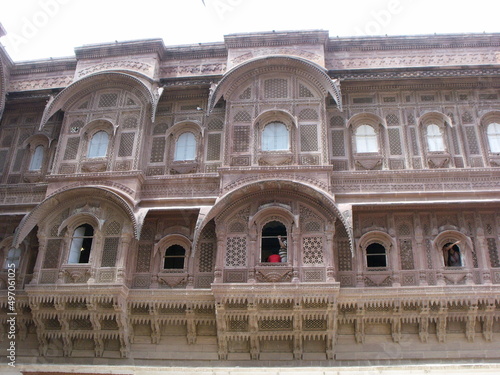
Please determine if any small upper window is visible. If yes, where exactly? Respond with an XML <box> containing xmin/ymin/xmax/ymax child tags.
<box><xmin>355</xmin><ymin>125</ymin><xmax>378</xmax><ymax>153</ymax></box>
<box><xmin>262</xmin><ymin>122</ymin><xmax>289</xmax><ymax>151</ymax></box>
<box><xmin>87</xmin><ymin>131</ymin><xmax>109</xmax><ymax>158</ymax></box>
<box><xmin>487</xmin><ymin>122</ymin><xmax>500</xmax><ymax>153</ymax></box>
<box><xmin>427</xmin><ymin>124</ymin><xmax>445</xmax><ymax>152</ymax></box>
<box><xmin>164</xmin><ymin>245</ymin><xmax>186</xmax><ymax>269</ymax></box>
<box><xmin>68</xmin><ymin>224</ymin><xmax>94</xmax><ymax>264</ymax></box>
<box><xmin>4</xmin><ymin>248</ymin><xmax>21</xmax><ymax>269</ymax></box>
<box><xmin>366</xmin><ymin>243</ymin><xmax>387</xmax><ymax>268</ymax></box>
<box><xmin>174</xmin><ymin>132</ymin><xmax>196</xmax><ymax>161</ymax></box>
<box><xmin>29</xmin><ymin>145</ymin><xmax>44</xmax><ymax>171</ymax></box>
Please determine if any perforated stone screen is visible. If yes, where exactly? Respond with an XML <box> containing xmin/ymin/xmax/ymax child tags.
<box><xmin>101</xmin><ymin>237</ymin><xmax>119</xmax><ymax>267</ymax></box>
<box><xmin>264</xmin><ymin>79</ymin><xmax>287</xmax><ymax>98</ymax></box>
<box><xmin>64</xmin><ymin>138</ymin><xmax>80</xmax><ymax>160</ymax></box>
<box><xmin>300</xmin><ymin>125</ymin><xmax>318</xmax><ymax>152</ymax></box>
<box><xmin>206</xmin><ymin>133</ymin><xmax>221</xmax><ymax>161</ymax></box>
<box><xmin>118</xmin><ymin>133</ymin><xmax>135</xmax><ymax>157</ymax></box>
<box><xmin>233</xmin><ymin>126</ymin><xmax>249</xmax><ymax>153</ymax></box>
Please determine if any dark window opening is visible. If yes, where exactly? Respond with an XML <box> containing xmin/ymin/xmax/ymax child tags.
<box><xmin>164</xmin><ymin>244</ymin><xmax>185</xmax><ymax>269</ymax></box>
<box><xmin>366</xmin><ymin>243</ymin><xmax>387</xmax><ymax>268</ymax></box>
<box><xmin>444</xmin><ymin>242</ymin><xmax>461</xmax><ymax>267</ymax></box>
<box><xmin>69</xmin><ymin>224</ymin><xmax>94</xmax><ymax>264</ymax></box>
<box><xmin>261</xmin><ymin>221</ymin><xmax>287</xmax><ymax>263</ymax></box>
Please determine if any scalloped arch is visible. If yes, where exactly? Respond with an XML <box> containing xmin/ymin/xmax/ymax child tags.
<box><xmin>208</xmin><ymin>55</ymin><xmax>342</xmax><ymax>113</ymax></box>
<box><xmin>347</xmin><ymin>112</ymin><xmax>387</xmax><ymax>129</ymax></box>
<box><xmin>39</xmin><ymin>72</ymin><xmax>159</xmax><ymax>130</ymax></box>
<box><xmin>418</xmin><ymin>111</ymin><xmax>454</xmax><ymax>128</ymax></box>
<box><xmin>13</xmin><ymin>186</ymin><xmax>140</xmax><ymax>247</ymax></box>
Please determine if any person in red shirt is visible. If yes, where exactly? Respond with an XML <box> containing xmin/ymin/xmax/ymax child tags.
<box><xmin>267</xmin><ymin>249</ymin><xmax>281</xmax><ymax>263</ymax></box>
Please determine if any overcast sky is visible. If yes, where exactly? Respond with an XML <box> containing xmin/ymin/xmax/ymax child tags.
<box><xmin>0</xmin><ymin>0</ymin><xmax>499</xmax><ymax>62</ymax></box>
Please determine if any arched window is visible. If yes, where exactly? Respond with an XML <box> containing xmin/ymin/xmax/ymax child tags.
<box><xmin>261</xmin><ymin>221</ymin><xmax>287</xmax><ymax>263</ymax></box>
<box><xmin>487</xmin><ymin>122</ymin><xmax>500</xmax><ymax>153</ymax></box>
<box><xmin>443</xmin><ymin>241</ymin><xmax>462</xmax><ymax>267</ymax></box>
<box><xmin>3</xmin><ymin>248</ymin><xmax>21</xmax><ymax>269</ymax></box>
<box><xmin>262</xmin><ymin>122</ymin><xmax>289</xmax><ymax>151</ymax></box>
<box><xmin>87</xmin><ymin>131</ymin><xmax>109</xmax><ymax>158</ymax></box>
<box><xmin>355</xmin><ymin>125</ymin><xmax>378</xmax><ymax>153</ymax></box>
<box><xmin>174</xmin><ymin>132</ymin><xmax>196</xmax><ymax>161</ymax></box>
<box><xmin>29</xmin><ymin>145</ymin><xmax>44</xmax><ymax>171</ymax></box>
<box><xmin>366</xmin><ymin>243</ymin><xmax>387</xmax><ymax>268</ymax></box>
<box><xmin>427</xmin><ymin>124</ymin><xmax>445</xmax><ymax>152</ymax></box>
<box><xmin>164</xmin><ymin>245</ymin><xmax>186</xmax><ymax>269</ymax></box>
<box><xmin>68</xmin><ymin>224</ymin><xmax>94</xmax><ymax>264</ymax></box>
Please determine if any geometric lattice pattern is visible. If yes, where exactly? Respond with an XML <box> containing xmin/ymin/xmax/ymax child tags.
<box><xmin>136</xmin><ymin>244</ymin><xmax>152</xmax><ymax>272</ymax></box>
<box><xmin>98</xmin><ymin>93</ymin><xmax>118</xmax><ymax>108</ymax></box>
<box><xmin>487</xmin><ymin>238</ymin><xmax>499</xmax><ymax>268</ymax></box>
<box><xmin>233</xmin><ymin>126</ymin><xmax>250</xmax><ymax>153</ymax></box>
<box><xmin>123</xmin><ymin>117</ymin><xmax>138</xmax><ymax>129</ymax></box>
<box><xmin>234</xmin><ymin>111</ymin><xmax>251</xmax><ymax>122</ymax></box>
<box><xmin>105</xmin><ymin>221</ymin><xmax>122</xmax><ymax>235</ymax></box>
<box><xmin>298</xmin><ymin>108</ymin><xmax>318</xmax><ymax>120</ymax></box>
<box><xmin>388</xmin><ymin>128</ymin><xmax>402</xmax><ymax>155</ymax></box>
<box><xmin>239</xmin><ymin>87</ymin><xmax>251</xmax><ymax>100</ymax></box>
<box><xmin>338</xmin><ymin>239</ymin><xmax>352</xmax><ymax>271</ymax></box>
<box><xmin>399</xmin><ymin>239</ymin><xmax>415</xmax><ymax>270</ymax></box>
<box><xmin>64</xmin><ymin>138</ymin><xmax>80</xmax><ymax>160</ymax></box>
<box><xmin>330</xmin><ymin>115</ymin><xmax>345</xmax><ymax>127</ymax></box>
<box><xmin>12</xmin><ymin>149</ymin><xmax>25</xmax><ymax>172</ymax></box>
<box><xmin>300</xmin><ymin>125</ymin><xmax>318</xmax><ymax>152</ymax></box>
<box><xmin>225</xmin><ymin>236</ymin><xmax>247</xmax><ymax>267</ymax></box>
<box><xmin>264</xmin><ymin>79</ymin><xmax>287</xmax><ymax>98</ymax></box>
<box><xmin>331</xmin><ymin>130</ymin><xmax>345</xmax><ymax>156</ymax></box>
<box><xmin>461</xmin><ymin>111</ymin><xmax>473</xmax><ymax>123</ymax></box>
<box><xmin>43</xmin><ymin>239</ymin><xmax>62</xmax><ymax>269</ymax></box>
<box><xmin>150</xmin><ymin>138</ymin><xmax>166</xmax><ymax>163</ymax></box>
<box><xmin>386</xmin><ymin>113</ymin><xmax>399</xmax><ymax>126</ymax></box>
<box><xmin>118</xmin><ymin>133</ymin><xmax>135</xmax><ymax>157</ymax></box>
<box><xmin>302</xmin><ymin>236</ymin><xmax>323</xmax><ymax>265</ymax></box>
<box><xmin>207</xmin><ymin>133</ymin><xmax>221</xmax><ymax>161</ymax></box>
<box><xmin>208</xmin><ymin>117</ymin><xmax>223</xmax><ymax>131</ymax></box>
<box><xmin>101</xmin><ymin>237</ymin><xmax>119</xmax><ymax>267</ymax></box>
<box><xmin>465</xmin><ymin>127</ymin><xmax>480</xmax><ymax>154</ymax></box>
<box><xmin>199</xmin><ymin>242</ymin><xmax>215</xmax><ymax>272</ymax></box>
<box><xmin>299</xmin><ymin>84</ymin><xmax>314</xmax><ymax>98</ymax></box>
<box><xmin>259</xmin><ymin>318</ymin><xmax>292</xmax><ymax>330</ymax></box>
<box><xmin>303</xmin><ymin>318</ymin><xmax>326</xmax><ymax>330</ymax></box>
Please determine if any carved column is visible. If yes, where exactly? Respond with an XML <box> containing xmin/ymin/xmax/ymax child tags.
<box><xmin>324</xmin><ymin>221</ymin><xmax>336</xmax><ymax>282</ymax></box>
<box><xmin>214</xmin><ymin>224</ymin><xmax>226</xmax><ymax>283</ymax></box>
<box><xmin>474</xmin><ymin>213</ymin><xmax>492</xmax><ymax>284</ymax></box>
<box><xmin>116</xmin><ymin>232</ymin><xmax>133</xmax><ymax>283</ymax></box>
<box><xmin>326</xmin><ymin>296</ymin><xmax>338</xmax><ymax>360</ymax></box>
<box><xmin>31</xmin><ymin>233</ymin><xmax>47</xmax><ymax>284</ymax></box>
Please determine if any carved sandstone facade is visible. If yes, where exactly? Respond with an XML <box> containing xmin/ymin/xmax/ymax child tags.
<box><xmin>1</xmin><ymin>30</ymin><xmax>500</xmax><ymax>370</ymax></box>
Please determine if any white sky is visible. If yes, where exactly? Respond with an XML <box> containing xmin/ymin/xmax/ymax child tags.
<box><xmin>0</xmin><ymin>0</ymin><xmax>499</xmax><ymax>62</ymax></box>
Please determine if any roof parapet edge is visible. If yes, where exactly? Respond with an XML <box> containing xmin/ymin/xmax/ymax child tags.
<box><xmin>224</xmin><ymin>29</ymin><xmax>329</xmax><ymax>48</ymax></box>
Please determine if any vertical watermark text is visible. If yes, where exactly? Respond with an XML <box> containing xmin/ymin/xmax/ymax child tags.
<box><xmin>6</xmin><ymin>263</ymin><xmax>16</xmax><ymax>367</ymax></box>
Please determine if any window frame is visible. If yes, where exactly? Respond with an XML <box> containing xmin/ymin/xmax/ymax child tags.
<box><xmin>261</xmin><ymin>122</ymin><xmax>290</xmax><ymax>152</ymax></box>
<box><xmin>68</xmin><ymin>223</ymin><xmax>94</xmax><ymax>264</ymax></box>
<box><xmin>163</xmin><ymin>244</ymin><xmax>187</xmax><ymax>270</ymax></box>
<box><xmin>354</xmin><ymin>124</ymin><xmax>379</xmax><ymax>154</ymax></box>
<box><xmin>29</xmin><ymin>145</ymin><xmax>44</xmax><ymax>171</ymax></box>
<box><xmin>87</xmin><ymin>130</ymin><xmax>110</xmax><ymax>158</ymax></box>
<box><xmin>174</xmin><ymin>131</ymin><xmax>197</xmax><ymax>161</ymax></box>
<box><xmin>486</xmin><ymin>122</ymin><xmax>500</xmax><ymax>153</ymax></box>
<box><xmin>426</xmin><ymin>124</ymin><xmax>445</xmax><ymax>152</ymax></box>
